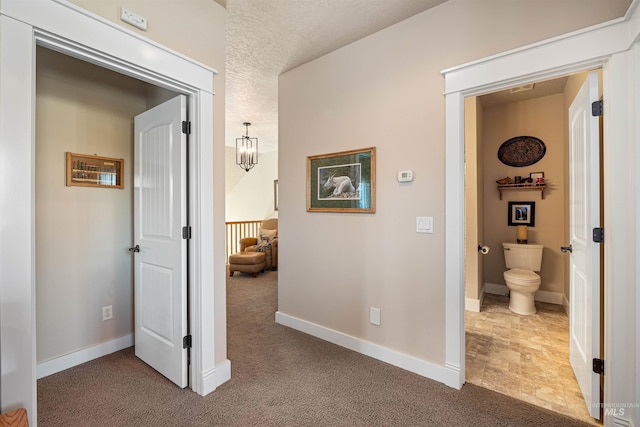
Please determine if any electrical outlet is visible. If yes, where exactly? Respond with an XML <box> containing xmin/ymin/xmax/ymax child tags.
<box><xmin>370</xmin><ymin>307</ymin><xmax>381</xmax><ymax>326</ymax></box>
<box><xmin>120</xmin><ymin>7</ymin><xmax>148</xmax><ymax>31</ymax></box>
<box><xmin>102</xmin><ymin>305</ymin><xmax>113</xmax><ymax>321</ymax></box>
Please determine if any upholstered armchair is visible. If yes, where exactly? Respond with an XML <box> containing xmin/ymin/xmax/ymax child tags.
<box><xmin>239</xmin><ymin>218</ymin><xmax>278</xmax><ymax>270</ymax></box>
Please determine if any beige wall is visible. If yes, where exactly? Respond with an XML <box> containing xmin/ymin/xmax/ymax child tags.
<box><xmin>481</xmin><ymin>94</ymin><xmax>566</xmax><ymax>295</ymax></box>
<box><xmin>465</xmin><ymin>97</ymin><xmax>485</xmax><ymax>302</ymax></box>
<box><xmin>277</xmin><ymin>0</ymin><xmax>627</xmax><ymax>365</ymax></box>
<box><xmin>69</xmin><ymin>0</ymin><xmax>225</xmax><ymax>70</ymax></box>
<box><xmin>35</xmin><ymin>47</ymin><xmax>150</xmax><ymax>362</ymax></box>
<box><xmin>68</xmin><ymin>0</ymin><xmax>226</xmax><ymax>179</ymax></box>
<box><xmin>225</xmin><ymin>147</ymin><xmax>278</xmax><ymax>221</ymax></box>
<box><xmin>465</xmin><ymin>97</ymin><xmax>479</xmax><ymax>300</ymax></box>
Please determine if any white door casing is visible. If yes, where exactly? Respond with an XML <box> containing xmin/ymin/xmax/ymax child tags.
<box><xmin>134</xmin><ymin>95</ymin><xmax>189</xmax><ymax>388</ymax></box>
<box><xmin>568</xmin><ymin>71</ymin><xmax>601</xmax><ymax>419</ymax></box>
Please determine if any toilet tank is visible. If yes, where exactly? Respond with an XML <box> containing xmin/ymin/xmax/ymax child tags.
<box><xmin>502</xmin><ymin>242</ymin><xmax>543</xmax><ymax>271</ymax></box>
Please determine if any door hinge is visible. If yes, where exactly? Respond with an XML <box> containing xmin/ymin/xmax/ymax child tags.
<box><xmin>183</xmin><ymin>335</ymin><xmax>192</xmax><ymax>349</ymax></box>
<box><xmin>182</xmin><ymin>120</ymin><xmax>191</xmax><ymax>135</ymax></box>
<box><xmin>182</xmin><ymin>226</ymin><xmax>192</xmax><ymax>240</ymax></box>
<box><xmin>591</xmin><ymin>100</ymin><xmax>603</xmax><ymax>117</ymax></box>
<box><xmin>593</xmin><ymin>358</ymin><xmax>604</xmax><ymax>374</ymax></box>
<box><xmin>593</xmin><ymin>227</ymin><xmax>604</xmax><ymax>243</ymax></box>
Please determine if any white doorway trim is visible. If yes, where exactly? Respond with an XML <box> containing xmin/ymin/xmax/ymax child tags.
<box><xmin>442</xmin><ymin>5</ymin><xmax>640</xmax><ymax>425</ymax></box>
<box><xmin>0</xmin><ymin>1</ymin><xmax>228</xmax><ymax>423</ymax></box>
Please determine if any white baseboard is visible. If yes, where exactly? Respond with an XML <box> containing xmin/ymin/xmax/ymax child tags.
<box><xmin>199</xmin><ymin>359</ymin><xmax>231</xmax><ymax>396</ymax></box>
<box><xmin>444</xmin><ymin>360</ymin><xmax>463</xmax><ymax>390</ymax></box>
<box><xmin>466</xmin><ymin>285</ymin><xmax>486</xmax><ymax>312</ymax></box>
<box><xmin>485</xmin><ymin>282</ymin><xmax>509</xmax><ymax>296</ymax></box>
<box><xmin>37</xmin><ymin>334</ymin><xmax>133</xmax><ymax>379</ymax></box>
<box><xmin>275</xmin><ymin>311</ymin><xmax>451</xmax><ymax>386</ymax></box>
<box><xmin>563</xmin><ymin>293</ymin><xmax>570</xmax><ymax>315</ymax></box>
<box><xmin>465</xmin><ymin>297</ymin><xmax>481</xmax><ymax>312</ymax></box>
<box><xmin>484</xmin><ymin>282</ymin><xmax>564</xmax><ymax>305</ymax></box>
<box><xmin>535</xmin><ymin>289</ymin><xmax>564</xmax><ymax>305</ymax></box>
<box><xmin>36</xmin><ymin>334</ymin><xmax>232</xmax><ymax>396</ymax></box>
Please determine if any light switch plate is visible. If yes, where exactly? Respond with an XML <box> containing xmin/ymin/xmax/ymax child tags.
<box><xmin>416</xmin><ymin>216</ymin><xmax>433</xmax><ymax>233</ymax></box>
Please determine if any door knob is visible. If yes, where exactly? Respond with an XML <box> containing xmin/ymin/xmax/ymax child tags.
<box><xmin>129</xmin><ymin>244</ymin><xmax>140</xmax><ymax>253</ymax></box>
<box><xmin>561</xmin><ymin>245</ymin><xmax>572</xmax><ymax>253</ymax></box>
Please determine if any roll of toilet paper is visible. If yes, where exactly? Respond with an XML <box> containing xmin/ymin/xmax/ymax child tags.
<box><xmin>479</xmin><ymin>245</ymin><xmax>490</xmax><ymax>255</ymax></box>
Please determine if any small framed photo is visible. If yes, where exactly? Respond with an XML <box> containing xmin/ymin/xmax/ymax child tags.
<box><xmin>529</xmin><ymin>171</ymin><xmax>544</xmax><ymax>181</ymax></box>
<box><xmin>307</xmin><ymin>147</ymin><xmax>376</xmax><ymax>213</ymax></box>
<box><xmin>508</xmin><ymin>201</ymin><xmax>535</xmax><ymax>226</ymax></box>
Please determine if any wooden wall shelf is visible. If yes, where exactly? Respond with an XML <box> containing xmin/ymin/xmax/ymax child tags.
<box><xmin>66</xmin><ymin>152</ymin><xmax>124</xmax><ymax>189</ymax></box>
<box><xmin>497</xmin><ymin>183</ymin><xmax>546</xmax><ymax>200</ymax></box>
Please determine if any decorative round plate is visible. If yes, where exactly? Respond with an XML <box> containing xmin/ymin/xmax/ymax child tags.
<box><xmin>497</xmin><ymin>136</ymin><xmax>546</xmax><ymax>167</ymax></box>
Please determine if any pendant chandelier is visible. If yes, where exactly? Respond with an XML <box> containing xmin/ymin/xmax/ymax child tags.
<box><xmin>236</xmin><ymin>122</ymin><xmax>258</xmax><ymax>172</ymax></box>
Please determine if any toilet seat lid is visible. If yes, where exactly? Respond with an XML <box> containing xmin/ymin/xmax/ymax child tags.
<box><xmin>505</xmin><ymin>268</ymin><xmax>540</xmax><ymax>284</ymax></box>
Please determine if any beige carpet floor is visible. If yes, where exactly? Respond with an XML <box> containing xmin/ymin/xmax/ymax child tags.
<box><xmin>37</xmin><ymin>269</ymin><xmax>592</xmax><ymax>426</ymax></box>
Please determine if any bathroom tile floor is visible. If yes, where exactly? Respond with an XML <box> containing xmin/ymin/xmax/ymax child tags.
<box><xmin>465</xmin><ymin>293</ymin><xmax>600</xmax><ymax>425</ymax></box>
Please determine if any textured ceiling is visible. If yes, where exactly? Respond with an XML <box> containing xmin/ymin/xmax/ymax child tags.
<box><xmin>223</xmin><ymin>0</ymin><xmax>447</xmax><ymax>152</ymax></box>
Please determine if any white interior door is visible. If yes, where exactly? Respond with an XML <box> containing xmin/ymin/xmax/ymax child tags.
<box><xmin>133</xmin><ymin>95</ymin><xmax>188</xmax><ymax>388</ymax></box>
<box><xmin>567</xmin><ymin>71</ymin><xmax>601</xmax><ymax>419</ymax></box>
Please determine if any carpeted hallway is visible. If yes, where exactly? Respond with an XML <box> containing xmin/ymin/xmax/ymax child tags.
<box><xmin>37</xmin><ymin>269</ymin><xmax>591</xmax><ymax>426</ymax></box>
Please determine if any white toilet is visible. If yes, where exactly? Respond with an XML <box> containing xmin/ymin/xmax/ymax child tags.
<box><xmin>502</xmin><ymin>242</ymin><xmax>544</xmax><ymax>315</ymax></box>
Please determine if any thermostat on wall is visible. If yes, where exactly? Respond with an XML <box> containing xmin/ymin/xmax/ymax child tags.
<box><xmin>398</xmin><ymin>170</ymin><xmax>413</xmax><ymax>182</ymax></box>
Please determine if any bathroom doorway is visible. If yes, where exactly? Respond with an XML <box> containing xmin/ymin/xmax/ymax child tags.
<box><xmin>463</xmin><ymin>71</ymin><xmax>604</xmax><ymax>424</ymax></box>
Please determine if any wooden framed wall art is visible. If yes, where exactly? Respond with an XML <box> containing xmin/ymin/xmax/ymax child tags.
<box><xmin>307</xmin><ymin>147</ymin><xmax>376</xmax><ymax>213</ymax></box>
<box><xmin>66</xmin><ymin>152</ymin><xmax>124</xmax><ymax>189</ymax></box>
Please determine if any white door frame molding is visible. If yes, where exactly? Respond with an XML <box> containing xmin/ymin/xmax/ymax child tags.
<box><xmin>442</xmin><ymin>3</ymin><xmax>639</xmax><ymax>426</ymax></box>
<box><xmin>0</xmin><ymin>1</ymin><xmax>228</xmax><ymax>423</ymax></box>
